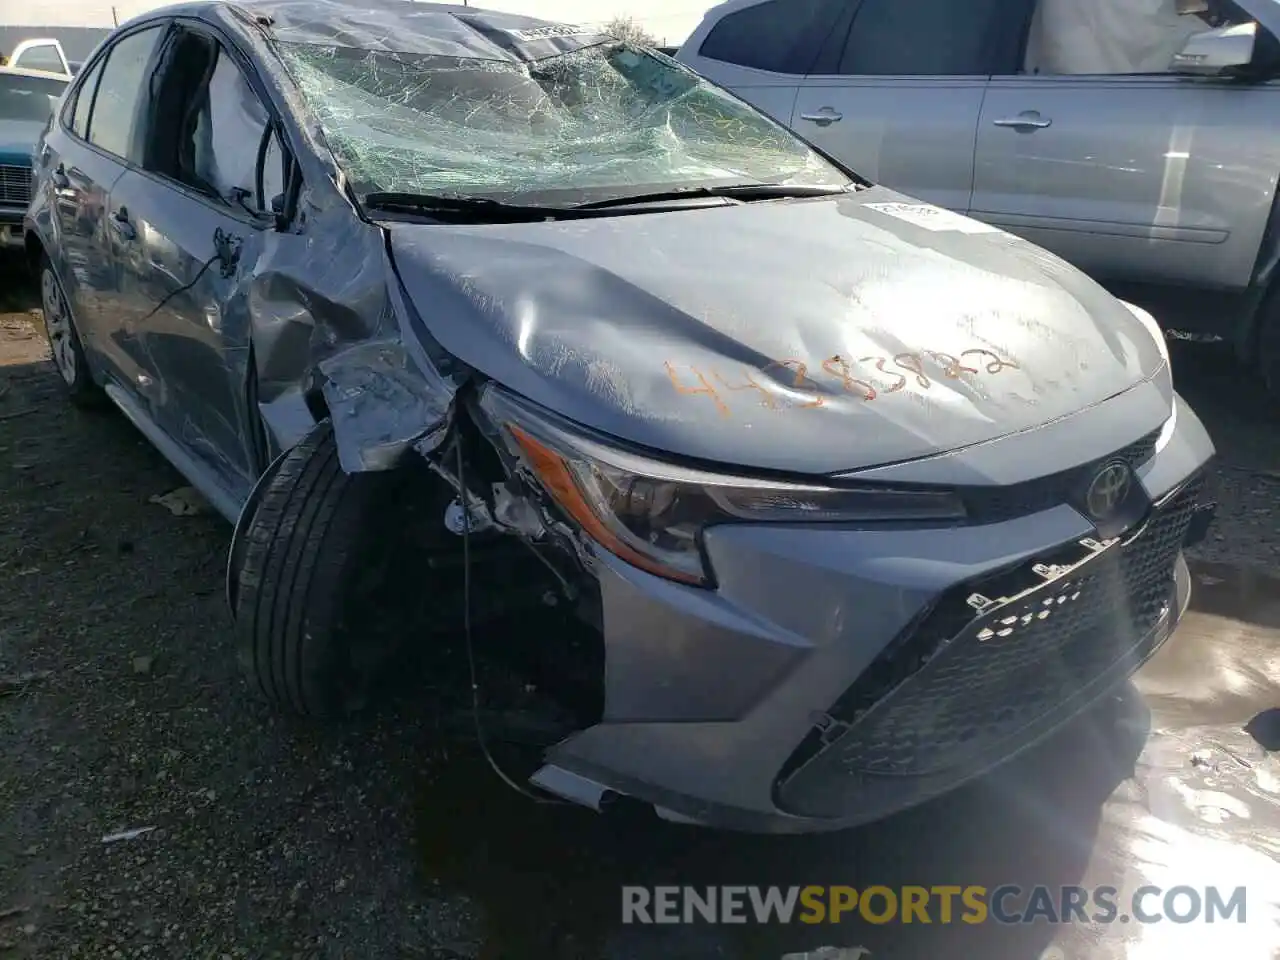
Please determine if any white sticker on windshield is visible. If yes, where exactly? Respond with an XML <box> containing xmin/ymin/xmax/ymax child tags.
<box><xmin>507</xmin><ymin>24</ymin><xmax>594</xmax><ymax>41</ymax></box>
<box><xmin>863</xmin><ymin>201</ymin><xmax>1000</xmax><ymax>235</ymax></box>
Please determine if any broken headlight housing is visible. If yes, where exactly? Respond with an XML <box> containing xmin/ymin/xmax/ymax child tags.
<box><xmin>479</xmin><ymin>387</ymin><xmax>966</xmax><ymax>586</ymax></box>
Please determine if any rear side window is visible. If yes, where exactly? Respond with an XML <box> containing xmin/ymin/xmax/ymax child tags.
<box><xmin>835</xmin><ymin>0</ymin><xmax>1016</xmax><ymax>75</ymax></box>
<box><xmin>68</xmin><ymin>57</ymin><xmax>105</xmax><ymax>137</ymax></box>
<box><xmin>14</xmin><ymin>43</ymin><xmax>65</xmax><ymax>74</ymax></box>
<box><xmin>88</xmin><ymin>25</ymin><xmax>164</xmax><ymax>160</ymax></box>
<box><xmin>698</xmin><ymin>0</ymin><xmax>833</xmax><ymax>74</ymax></box>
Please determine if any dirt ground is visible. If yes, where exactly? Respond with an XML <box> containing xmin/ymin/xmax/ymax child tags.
<box><xmin>1</xmin><ymin>252</ymin><xmax>1279</xmax><ymax>960</ymax></box>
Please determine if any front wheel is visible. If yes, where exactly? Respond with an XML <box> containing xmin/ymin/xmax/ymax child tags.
<box><xmin>230</xmin><ymin>421</ymin><xmax>423</xmax><ymax>717</ymax></box>
<box><xmin>38</xmin><ymin>253</ymin><xmax>103</xmax><ymax>408</ymax></box>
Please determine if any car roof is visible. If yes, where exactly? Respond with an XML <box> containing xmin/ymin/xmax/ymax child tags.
<box><xmin>0</xmin><ymin>65</ymin><xmax>70</xmax><ymax>82</ymax></box>
<box><xmin>126</xmin><ymin>0</ymin><xmax>614</xmax><ymax>61</ymax></box>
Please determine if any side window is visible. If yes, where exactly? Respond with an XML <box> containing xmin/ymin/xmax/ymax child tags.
<box><xmin>67</xmin><ymin>57</ymin><xmax>105</xmax><ymax>137</ymax></box>
<box><xmin>14</xmin><ymin>43</ymin><xmax>65</xmax><ymax>74</ymax></box>
<box><xmin>88</xmin><ymin>26</ymin><xmax>165</xmax><ymax>159</ymax></box>
<box><xmin>836</xmin><ymin>0</ymin><xmax>1012</xmax><ymax>76</ymax></box>
<box><xmin>187</xmin><ymin>49</ymin><xmax>277</xmax><ymax>211</ymax></box>
<box><xmin>143</xmin><ymin>28</ymin><xmax>292</xmax><ymax>216</ymax></box>
<box><xmin>698</xmin><ymin>0</ymin><xmax>833</xmax><ymax>74</ymax></box>
<box><xmin>1023</xmin><ymin>0</ymin><xmax>1265</xmax><ymax>76</ymax></box>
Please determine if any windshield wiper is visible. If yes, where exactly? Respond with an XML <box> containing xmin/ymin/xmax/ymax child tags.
<box><xmin>570</xmin><ymin>182</ymin><xmax>854</xmax><ymax>210</ymax></box>
<box><xmin>363</xmin><ymin>191</ymin><xmax>566</xmax><ymax>222</ymax></box>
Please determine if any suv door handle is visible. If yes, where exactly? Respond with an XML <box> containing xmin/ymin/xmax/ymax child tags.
<box><xmin>800</xmin><ymin>107</ymin><xmax>843</xmax><ymax>127</ymax></box>
<box><xmin>993</xmin><ymin>112</ymin><xmax>1052</xmax><ymax>131</ymax></box>
<box><xmin>51</xmin><ymin>164</ymin><xmax>70</xmax><ymax>189</ymax></box>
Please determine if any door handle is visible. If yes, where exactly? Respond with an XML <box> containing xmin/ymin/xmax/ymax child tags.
<box><xmin>51</xmin><ymin>164</ymin><xmax>70</xmax><ymax>189</ymax></box>
<box><xmin>799</xmin><ymin>107</ymin><xmax>843</xmax><ymax>127</ymax></box>
<box><xmin>993</xmin><ymin>112</ymin><xmax>1052</xmax><ymax>131</ymax></box>
<box><xmin>110</xmin><ymin>207</ymin><xmax>137</xmax><ymax>241</ymax></box>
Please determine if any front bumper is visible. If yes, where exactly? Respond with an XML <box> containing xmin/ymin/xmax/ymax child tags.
<box><xmin>530</xmin><ymin>393</ymin><xmax>1217</xmax><ymax>833</ymax></box>
<box><xmin>0</xmin><ymin>208</ymin><xmax>23</xmax><ymax>249</ymax></box>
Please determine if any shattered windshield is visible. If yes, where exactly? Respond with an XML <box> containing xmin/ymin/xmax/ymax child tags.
<box><xmin>275</xmin><ymin>40</ymin><xmax>848</xmax><ymax>205</ymax></box>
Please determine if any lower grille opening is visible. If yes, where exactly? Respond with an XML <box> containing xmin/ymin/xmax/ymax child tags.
<box><xmin>775</xmin><ymin>472</ymin><xmax>1205</xmax><ymax>818</ymax></box>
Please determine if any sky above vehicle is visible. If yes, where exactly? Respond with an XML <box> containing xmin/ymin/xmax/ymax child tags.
<box><xmin>0</xmin><ymin>0</ymin><xmax>711</xmax><ymax>44</ymax></box>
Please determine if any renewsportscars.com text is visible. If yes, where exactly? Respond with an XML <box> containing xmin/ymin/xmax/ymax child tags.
<box><xmin>621</xmin><ymin>885</ymin><xmax>1248</xmax><ymax>925</ymax></box>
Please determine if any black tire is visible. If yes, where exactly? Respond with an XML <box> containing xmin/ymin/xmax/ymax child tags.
<box><xmin>1258</xmin><ymin>290</ymin><xmax>1280</xmax><ymax>401</ymax></box>
<box><xmin>232</xmin><ymin>419</ymin><xmax>421</xmax><ymax>717</ymax></box>
<box><xmin>37</xmin><ymin>253</ymin><xmax>104</xmax><ymax>408</ymax></box>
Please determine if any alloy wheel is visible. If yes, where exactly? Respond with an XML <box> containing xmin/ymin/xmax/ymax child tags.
<box><xmin>40</xmin><ymin>266</ymin><xmax>79</xmax><ymax>387</ymax></box>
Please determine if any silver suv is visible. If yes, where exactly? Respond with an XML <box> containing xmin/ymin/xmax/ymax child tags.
<box><xmin>678</xmin><ymin>0</ymin><xmax>1280</xmax><ymax>396</ymax></box>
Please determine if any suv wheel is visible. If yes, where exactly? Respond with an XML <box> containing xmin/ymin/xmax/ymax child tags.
<box><xmin>1259</xmin><ymin>290</ymin><xmax>1280</xmax><ymax>401</ymax></box>
<box><xmin>38</xmin><ymin>254</ymin><xmax>103</xmax><ymax>407</ymax></box>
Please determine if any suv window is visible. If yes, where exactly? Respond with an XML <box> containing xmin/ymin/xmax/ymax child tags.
<box><xmin>698</xmin><ymin>0</ymin><xmax>833</xmax><ymax>74</ymax></box>
<box><xmin>836</xmin><ymin>0</ymin><xmax>1012</xmax><ymax>75</ymax></box>
<box><xmin>68</xmin><ymin>57</ymin><xmax>105</xmax><ymax>137</ymax></box>
<box><xmin>14</xmin><ymin>43</ymin><xmax>65</xmax><ymax>74</ymax></box>
<box><xmin>88</xmin><ymin>26</ymin><xmax>164</xmax><ymax>159</ymax></box>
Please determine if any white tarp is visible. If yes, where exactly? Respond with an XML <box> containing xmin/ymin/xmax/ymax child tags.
<box><xmin>1025</xmin><ymin>0</ymin><xmax>1207</xmax><ymax>74</ymax></box>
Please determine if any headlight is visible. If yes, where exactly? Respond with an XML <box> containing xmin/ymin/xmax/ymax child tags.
<box><xmin>480</xmin><ymin>388</ymin><xmax>966</xmax><ymax>586</ymax></box>
<box><xmin>1120</xmin><ymin>300</ymin><xmax>1170</xmax><ymax>367</ymax></box>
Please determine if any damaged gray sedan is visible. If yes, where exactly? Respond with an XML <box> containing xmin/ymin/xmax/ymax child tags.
<box><xmin>26</xmin><ymin>0</ymin><xmax>1219</xmax><ymax>833</ymax></box>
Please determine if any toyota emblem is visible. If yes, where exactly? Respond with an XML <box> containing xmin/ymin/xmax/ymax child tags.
<box><xmin>1085</xmin><ymin>461</ymin><xmax>1132</xmax><ymax>520</ymax></box>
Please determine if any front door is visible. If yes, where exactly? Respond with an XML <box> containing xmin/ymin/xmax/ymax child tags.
<box><xmin>111</xmin><ymin>22</ymin><xmax>287</xmax><ymax>496</ymax></box>
<box><xmin>970</xmin><ymin>1</ymin><xmax>1280</xmax><ymax>291</ymax></box>
<box><xmin>791</xmin><ymin>0</ymin><xmax>1028</xmax><ymax>212</ymax></box>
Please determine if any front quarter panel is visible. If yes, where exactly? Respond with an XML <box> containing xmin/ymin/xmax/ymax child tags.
<box><xmin>24</xmin><ymin>129</ymin><xmax>58</xmax><ymax>255</ymax></box>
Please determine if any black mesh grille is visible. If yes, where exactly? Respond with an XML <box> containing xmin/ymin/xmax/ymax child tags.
<box><xmin>776</xmin><ymin>473</ymin><xmax>1203</xmax><ymax>813</ymax></box>
<box><xmin>958</xmin><ymin>427</ymin><xmax>1161</xmax><ymax>522</ymax></box>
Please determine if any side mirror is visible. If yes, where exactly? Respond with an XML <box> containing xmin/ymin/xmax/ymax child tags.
<box><xmin>1170</xmin><ymin>22</ymin><xmax>1257</xmax><ymax>75</ymax></box>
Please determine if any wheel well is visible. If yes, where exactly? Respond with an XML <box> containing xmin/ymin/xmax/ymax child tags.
<box><xmin>23</xmin><ymin>230</ymin><xmax>43</xmax><ymax>273</ymax></box>
<box><xmin>1242</xmin><ymin>276</ymin><xmax>1280</xmax><ymax>371</ymax></box>
<box><xmin>1241</xmin><ymin>172</ymin><xmax>1280</xmax><ymax>366</ymax></box>
<box><xmin>436</xmin><ymin>414</ymin><xmax>606</xmax><ymax>728</ymax></box>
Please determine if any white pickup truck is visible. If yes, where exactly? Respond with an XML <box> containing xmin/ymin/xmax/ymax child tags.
<box><xmin>0</xmin><ymin>38</ymin><xmax>72</xmax><ymax>77</ymax></box>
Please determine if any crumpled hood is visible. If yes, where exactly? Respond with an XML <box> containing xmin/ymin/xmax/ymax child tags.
<box><xmin>0</xmin><ymin>121</ymin><xmax>43</xmax><ymax>166</ymax></box>
<box><xmin>387</xmin><ymin>186</ymin><xmax>1166</xmax><ymax>475</ymax></box>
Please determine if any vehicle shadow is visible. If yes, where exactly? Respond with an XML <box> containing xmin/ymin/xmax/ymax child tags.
<box><xmin>410</xmin><ymin>683</ymin><xmax>1150</xmax><ymax>960</ymax></box>
<box><xmin>1170</xmin><ymin>339</ymin><xmax>1280</xmax><ymax>472</ymax></box>
<box><xmin>0</xmin><ymin>251</ymin><xmax>39</xmax><ymax>315</ymax></box>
